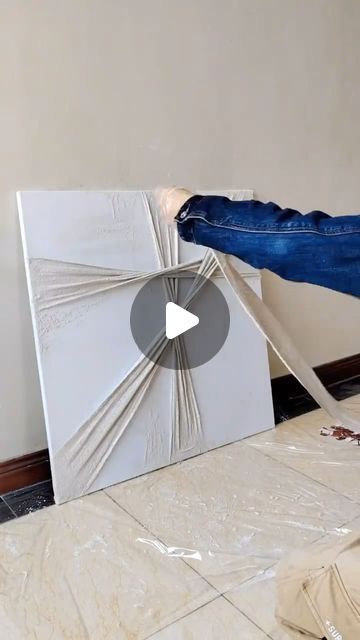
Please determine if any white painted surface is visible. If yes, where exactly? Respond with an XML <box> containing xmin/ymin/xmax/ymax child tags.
<box><xmin>18</xmin><ymin>190</ymin><xmax>274</xmax><ymax>500</ymax></box>
<box><xmin>1</xmin><ymin>1</ymin><xmax>360</xmax><ymax>460</ymax></box>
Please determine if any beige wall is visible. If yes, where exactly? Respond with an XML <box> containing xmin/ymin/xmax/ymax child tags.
<box><xmin>1</xmin><ymin>0</ymin><xmax>360</xmax><ymax>460</ymax></box>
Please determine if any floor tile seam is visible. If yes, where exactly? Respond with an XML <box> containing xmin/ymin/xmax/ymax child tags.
<box><xmin>143</xmin><ymin>593</ymin><xmax>221</xmax><ymax>640</ymax></box>
<box><xmin>243</xmin><ymin>440</ymin><xmax>360</xmax><ymax>507</ymax></box>
<box><xmin>221</xmin><ymin>591</ymin><xmax>273</xmax><ymax>638</ymax></box>
<box><xmin>1</xmin><ymin>496</ymin><xmax>18</xmax><ymax>518</ymax></box>
<box><xmin>104</xmin><ymin>490</ymin><xmax>222</xmax><ymax>594</ymax></box>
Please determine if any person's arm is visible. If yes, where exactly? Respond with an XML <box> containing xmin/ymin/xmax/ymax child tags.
<box><xmin>159</xmin><ymin>189</ymin><xmax>360</xmax><ymax>297</ymax></box>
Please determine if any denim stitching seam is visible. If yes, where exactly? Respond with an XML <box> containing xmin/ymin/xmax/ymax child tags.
<box><xmin>179</xmin><ymin>213</ymin><xmax>360</xmax><ymax>237</ymax></box>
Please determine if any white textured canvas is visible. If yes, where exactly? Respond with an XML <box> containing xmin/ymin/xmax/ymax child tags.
<box><xmin>18</xmin><ymin>190</ymin><xmax>274</xmax><ymax>504</ymax></box>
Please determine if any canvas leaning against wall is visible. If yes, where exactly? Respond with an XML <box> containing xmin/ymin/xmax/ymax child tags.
<box><xmin>17</xmin><ymin>189</ymin><xmax>274</xmax><ymax>504</ymax></box>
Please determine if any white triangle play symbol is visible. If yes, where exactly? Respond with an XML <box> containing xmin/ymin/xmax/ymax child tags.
<box><xmin>166</xmin><ymin>302</ymin><xmax>199</xmax><ymax>339</ymax></box>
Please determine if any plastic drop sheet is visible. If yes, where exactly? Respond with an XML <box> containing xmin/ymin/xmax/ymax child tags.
<box><xmin>1</xmin><ymin>403</ymin><xmax>360</xmax><ymax>639</ymax></box>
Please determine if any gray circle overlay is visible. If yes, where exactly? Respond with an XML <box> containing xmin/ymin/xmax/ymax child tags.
<box><xmin>130</xmin><ymin>270</ymin><xmax>230</xmax><ymax>370</ymax></box>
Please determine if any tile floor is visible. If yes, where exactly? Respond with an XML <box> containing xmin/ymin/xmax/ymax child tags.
<box><xmin>0</xmin><ymin>481</ymin><xmax>54</xmax><ymax>523</ymax></box>
<box><xmin>1</xmin><ymin>397</ymin><xmax>360</xmax><ymax>639</ymax></box>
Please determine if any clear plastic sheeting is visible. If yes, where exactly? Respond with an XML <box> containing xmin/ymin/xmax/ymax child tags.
<box><xmin>246</xmin><ymin>394</ymin><xmax>360</xmax><ymax>503</ymax></box>
<box><xmin>108</xmin><ymin>441</ymin><xmax>360</xmax><ymax>595</ymax></box>
<box><xmin>1</xmin><ymin>399</ymin><xmax>360</xmax><ymax>639</ymax></box>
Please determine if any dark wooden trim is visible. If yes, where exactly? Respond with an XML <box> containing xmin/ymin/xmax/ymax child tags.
<box><xmin>0</xmin><ymin>449</ymin><xmax>51</xmax><ymax>495</ymax></box>
<box><xmin>272</xmin><ymin>352</ymin><xmax>360</xmax><ymax>399</ymax></box>
<box><xmin>314</xmin><ymin>353</ymin><xmax>360</xmax><ymax>386</ymax></box>
<box><xmin>271</xmin><ymin>353</ymin><xmax>360</xmax><ymax>423</ymax></box>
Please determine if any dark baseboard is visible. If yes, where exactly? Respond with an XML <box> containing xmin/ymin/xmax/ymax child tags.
<box><xmin>1</xmin><ymin>353</ymin><xmax>359</xmax><ymax>495</ymax></box>
<box><xmin>0</xmin><ymin>449</ymin><xmax>51</xmax><ymax>495</ymax></box>
<box><xmin>271</xmin><ymin>352</ymin><xmax>360</xmax><ymax>423</ymax></box>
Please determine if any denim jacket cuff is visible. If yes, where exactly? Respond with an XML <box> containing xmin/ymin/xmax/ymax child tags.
<box><xmin>175</xmin><ymin>195</ymin><xmax>203</xmax><ymax>243</ymax></box>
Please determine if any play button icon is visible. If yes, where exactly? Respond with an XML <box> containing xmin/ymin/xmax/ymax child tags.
<box><xmin>130</xmin><ymin>269</ymin><xmax>230</xmax><ymax>370</ymax></box>
<box><xmin>166</xmin><ymin>303</ymin><xmax>199</xmax><ymax>339</ymax></box>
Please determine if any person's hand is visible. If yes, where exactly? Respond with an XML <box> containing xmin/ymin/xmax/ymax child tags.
<box><xmin>156</xmin><ymin>187</ymin><xmax>194</xmax><ymax>223</ymax></box>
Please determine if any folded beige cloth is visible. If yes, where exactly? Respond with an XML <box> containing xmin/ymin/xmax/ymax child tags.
<box><xmin>276</xmin><ymin>531</ymin><xmax>360</xmax><ymax>639</ymax></box>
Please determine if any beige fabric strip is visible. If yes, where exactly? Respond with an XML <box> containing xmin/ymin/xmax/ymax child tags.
<box><xmin>215</xmin><ymin>251</ymin><xmax>360</xmax><ymax>430</ymax></box>
<box><xmin>29</xmin><ymin>256</ymin><xmax>205</xmax><ymax>311</ymax></box>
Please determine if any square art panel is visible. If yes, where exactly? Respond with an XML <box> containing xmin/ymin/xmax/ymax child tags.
<box><xmin>18</xmin><ymin>190</ymin><xmax>274</xmax><ymax>503</ymax></box>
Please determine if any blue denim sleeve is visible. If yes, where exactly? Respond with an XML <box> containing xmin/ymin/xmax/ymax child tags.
<box><xmin>176</xmin><ymin>196</ymin><xmax>360</xmax><ymax>297</ymax></box>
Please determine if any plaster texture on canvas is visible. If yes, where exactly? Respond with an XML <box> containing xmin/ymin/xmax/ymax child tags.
<box><xmin>18</xmin><ymin>189</ymin><xmax>274</xmax><ymax>505</ymax></box>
